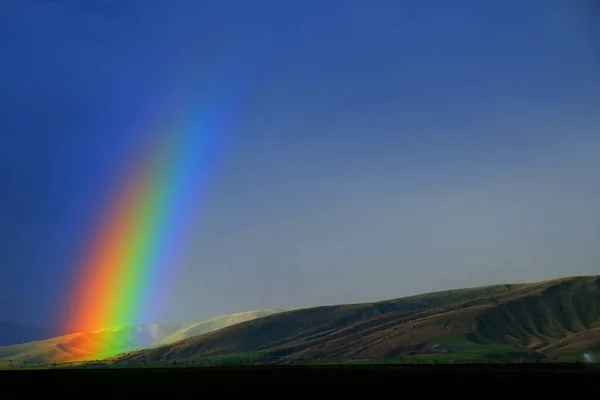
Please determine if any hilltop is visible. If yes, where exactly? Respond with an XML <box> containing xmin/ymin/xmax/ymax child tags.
<box><xmin>120</xmin><ymin>276</ymin><xmax>600</xmax><ymax>363</ymax></box>
<box><xmin>0</xmin><ymin>309</ymin><xmax>282</xmax><ymax>363</ymax></box>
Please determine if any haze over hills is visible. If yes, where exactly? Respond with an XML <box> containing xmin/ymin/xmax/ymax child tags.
<box><xmin>0</xmin><ymin>322</ymin><xmax>54</xmax><ymax>347</ymax></box>
<box><xmin>120</xmin><ymin>276</ymin><xmax>600</xmax><ymax>364</ymax></box>
<box><xmin>0</xmin><ymin>309</ymin><xmax>282</xmax><ymax>363</ymax></box>
<box><xmin>155</xmin><ymin>310</ymin><xmax>284</xmax><ymax>346</ymax></box>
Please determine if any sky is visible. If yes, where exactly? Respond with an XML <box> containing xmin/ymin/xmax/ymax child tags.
<box><xmin>0</xmin><ymin>0</ymin><xmax>599</xmax><ymax>329</ymax></box>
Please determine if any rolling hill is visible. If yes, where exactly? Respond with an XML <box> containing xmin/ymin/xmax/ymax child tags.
<box><xmin>0</xmin><ymin>309</ymin><xmax>282</xmax><ymax>363</ymax></box>
<box><xmin>154</xmin><ymin>310</ymin><xmax>283</xmax><ymax>346</ymax></box>
<box><xmin>119</xmin><ymin>275</ymin><xmax>600</xmax><ymax>363</ymax></box>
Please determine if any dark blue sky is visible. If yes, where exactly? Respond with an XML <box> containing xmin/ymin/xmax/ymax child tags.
<box><xmin>1</xmin><ymin>0</ymin><xmax>599</xmax><ymax>328</ymax></box>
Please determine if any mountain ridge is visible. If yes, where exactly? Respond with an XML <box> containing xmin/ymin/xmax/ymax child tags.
<box><xmin>119</xmin><ymin>275</ymin><xmax>600</xmax><ymax>363</ymax></box>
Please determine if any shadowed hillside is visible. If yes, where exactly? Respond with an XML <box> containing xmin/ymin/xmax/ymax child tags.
<box><xmin>0</xmin><ymin>310</ymin><xmax>282</xmax><ymax>363</ymax></box>
<box><xmin>120</xmin><ymin>276</ymin><xmax>600</xmax><ymax>363</ymax></box>
<box><xmin>468</xmin><ymin>277</ymin><xmax>600</xmax><ymax>349</ymax></box>
<box><xmin>539</xmin><ymin>328</ymin><xmax>600</xmax><ymax>356</ymax></box>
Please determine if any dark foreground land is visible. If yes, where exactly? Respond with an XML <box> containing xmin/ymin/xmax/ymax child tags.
<box><xmin>1</xmin><ymin>364</ymin><xmax>598</xmax><ymax>397</ymax></box>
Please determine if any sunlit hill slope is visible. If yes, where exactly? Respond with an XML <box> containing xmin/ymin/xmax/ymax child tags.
<box><xmin>0</xmin><ymin>310</ymin><xmax>282</xmax><ymax>363</ymax></box>
<box><xmin>155</xmin><ymin>310</ymin><xmax>285</xmax><ymax>346</ymax></box>
<box><xmin>121</xmin><ymin>276</ymin><xmax>600</xmax><ymax>363</ymax></box>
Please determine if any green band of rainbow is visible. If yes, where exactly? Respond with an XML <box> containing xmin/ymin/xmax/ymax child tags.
<box><xmin>59</xmin><ymin>111</ymin><xmax>227</xmax><ymax>360</ymax></box>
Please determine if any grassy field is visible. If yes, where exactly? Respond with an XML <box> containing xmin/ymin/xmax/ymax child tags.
<box><xmin>2</xmin><ymin>350</ymin><xmax>596</xmax><ymax>370</ymax></box>
<box><xmin>424</xmin><ymin>336</ymin><xmax>531</xmax><ymax>358</ymax></box>
<box><xmin>553</xmin><ymin>350</ymin><xmax>599</xmax><ymax>363</ymax></box>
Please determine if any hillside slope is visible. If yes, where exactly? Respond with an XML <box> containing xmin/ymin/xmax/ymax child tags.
<box><xmin>0</xmin><ymin>309</ymin><xmax>282</xmax><ymax>363</ymax></box>
<box><xmin>0</xmin><ymin>323</ymin><xmax>185</xmax><ymax>363</ymax></box>
<box><xmin>155</xmin><ymin>309</ymin><xmax>284</xmax><ymax>345</ymax></box>
<box><xmin>121</xmin><ymin>276</ymin><xmax>600</xmax><ymax>363</ymax></box>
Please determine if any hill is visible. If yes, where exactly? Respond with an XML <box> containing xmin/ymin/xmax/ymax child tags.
<box><xmin>120</xmin><ymin>276</ymin><xmax>600</xmax><ymax>363</ymax></box>
<box><xmin>155</xmin><ymin>309</ymin><xmax>284</xmax><ymax>346</ymax></box>
<box><xmin>0</xmin><ymin>309</ymin><xmax>282</xmax><ymax>363</ymax></box>
<box><xmin>0</xmin><ymin>322</ymin><xmax>54</xmax><ymax>347</ymax></box>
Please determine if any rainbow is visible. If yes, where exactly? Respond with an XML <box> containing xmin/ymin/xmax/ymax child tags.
<box><xmin>59</xmin><ymin>104</ymin><xmax>229</xmax><ymax>360</ymax></box>
<box><xmin>56</xmin><ymin>34</ymin><xmax>266</xmax><ymax>359</ymax></box>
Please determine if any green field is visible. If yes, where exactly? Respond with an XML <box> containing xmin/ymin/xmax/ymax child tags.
<box><xmin>1</xmin><ymin>337</ymin><xmax>595</xmax><ymax>370</ymax></box>
<box><xmin>553</xmin><ymin>350</ymin><xmax>599</xmax><ymax>363</ymax></box>
<box><xmin>424</xmin><ymin>336</ymin><xmax>529</xmax><ymax>358</ymax></box>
